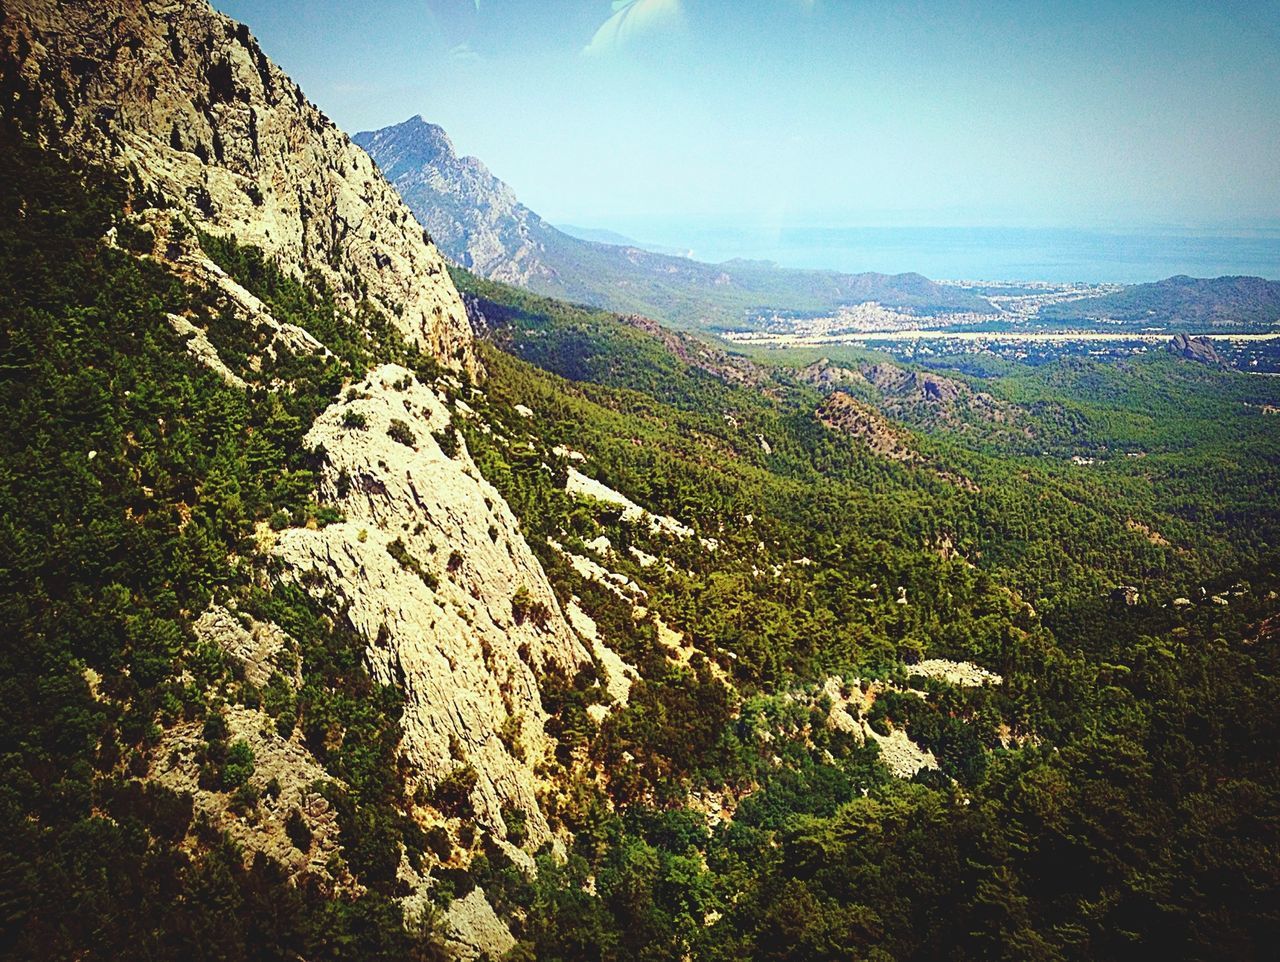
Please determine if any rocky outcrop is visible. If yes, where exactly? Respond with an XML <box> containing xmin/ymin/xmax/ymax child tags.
<box><xmin>866</xmin><ymin>726</ymin><xmax>939</xmax><ymax>779</ymax></box>
<box><xmin>565</xmin><ymin>600</ymin><xmax>637</xmax><ymax>708</ymax></box>
<box><xmin>796</xmin><ymin>357</ymin><xmax>871</xmax><ymax>392</ymax></box>
<box><xmin>274</xmin><ymin>365</ymin><xmax>592</xmax><ymax>847</ymax></box>
<box><xmin>813</xmin><ymin>677</ymin><xmax>938</xmax><ymax>779</ymax></box>
<box><xmin>802</xmin><ymin>358</ymin><xmax>1016</xmax><ymax>424</ymax></box>
<box><xmin>816</xmin><ymin>392</ymin><xmax>917</xmax><ymax>462</ymax></box>
<box><xmin>1167</xmin><ymin>333</ymin><xmax>1222</xmax><ymax>365</ymax></box>
<box><xmin>565</xmin><ymin>466</ymin><xmax>694</xmax><ymax>538</ymax></box>
<box><xmin>167</xmin><ymin>313</ymin><xmax>246</xmax><ymax>389</ymax></box>
<box><xmin>907</xmin><ymin>659</ymin><xmax>1003</xmax><ymax>688</ymax></box>
<box><xmin>441</xmin><ymin>888</ymin><xmax>518</xmax><ymax>962</ymax></box>
<box><xmin>150</xmin><ymin>706</ymin><xmax>345</xmax><ymax>887</ymax></box>
<box><xmin>862</xmin><ymin>363</ymin><xmax>967</xmax><ymax>405</ymax></box>
<box><xmin>193</xmin><ymin>604</ymin><xmax>299</xmax><ymax>689</ymax></box>
<box><xmin>1110</xmin><ymin>585</ymin><xmax>1141</xmax><ymax>606</ymax></box>
<box><xmin>1</xmin><ymin>0</ymin><xmax>474</xmax><ymax>371</ymax></box>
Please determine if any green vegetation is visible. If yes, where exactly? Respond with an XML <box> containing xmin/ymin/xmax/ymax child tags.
<box><xmin>3</xmin><ymin>112</ymin><xmax>1278</xmax><ymax>962</ymax></box>
<box><xmin>0</xmin><ymin>128</ymin><xmax>447</xmax><ymax>960</ymax></box>
<box><xmin>1039</xmin><ymin>274</ymin><xmax>1280</xmax><ymax>332</ymax></box>
<box><xmin>459</xmin><ymin>272</ymin><xmax>1280</xmax><ymax>628</ymax></box>
<box><xmin>454</xmin><ymin>270</ymin><xmax>1280</xmax><ymax>960</ymax></box>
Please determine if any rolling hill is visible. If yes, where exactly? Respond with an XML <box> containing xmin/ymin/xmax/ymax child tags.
<box><xmin>1040</xmin><ymin>273</ymin><xmax>1280</xmax><ymax>331</ymax></box>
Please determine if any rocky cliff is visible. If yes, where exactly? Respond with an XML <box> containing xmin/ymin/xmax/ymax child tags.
<box><xmin>0</xmin><ymin>0</ymin><xmax>594</xmax><ymax>897</ymax></box>
<box><xmin>1</xmin><ymin>0</ymin><xmax>474</xmax><ymax>370</ymax></box>
<box><xmin>275</xmin><ymin>364</ymin><xmax>592</xmax><ymax>848</ymax></box>
<box><xmin>356</xmin><ymin>116</ymin><xmax>560</xmax><ymax>290</ymax></box>
<box><xmin>1167</xmin><ymin>333</ymin><xmax>1223</xmax><ymax>365</ymax></box>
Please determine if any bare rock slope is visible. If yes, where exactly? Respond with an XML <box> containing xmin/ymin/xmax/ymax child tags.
<box><xmin>275</xmin><ymin>365</ymin><xmax>593</xmax><ymax>846</ymax></box>
<box><xmin>2</xmin><ymin>0</ymin><xmax>474</xmax><ymax>369</ymax></box>
<box><xmin>356</xmin><ymin>116</ymin><xmax>557</xmax><ymax>290</ymax></box>
<box><xmin>2</xmin><ymin>0</ymin><xmax>595</xmax><ymax>872</ymax></box>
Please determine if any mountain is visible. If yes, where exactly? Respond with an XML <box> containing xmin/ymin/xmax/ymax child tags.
<box><xmin>1039</xmin><ymin>273</ymin><xmax>1280</xmax><ymax>331</ymax></box>
<box><xmin>3</xmin><ymin>0</ymin><xmax>473</xmax><ymax>370</ymax></box>
<box><xmin>4</xmin><ymin>1</ymin><xmax>1280</xmax><ymax>960</ymax></box>
<box><xmin>354</xmin><ymin>116</ymin><xmax>991</xmax><ymax>330</ymax></box>
<box><xmin>0</xmin><ymin>0</ymin><xmax>594</xmax><ymax>955</ymax></box>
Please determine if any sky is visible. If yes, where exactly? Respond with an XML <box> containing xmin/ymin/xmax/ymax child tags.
<box><xmin>213</xmin><ymin>0</ymin><xmax>1280</xmax><ymax>235</ymax></box>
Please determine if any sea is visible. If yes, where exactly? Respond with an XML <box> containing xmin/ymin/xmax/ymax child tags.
<box><xmin>599</xmin><ymin>223</ymin><xmax>1280</xmax><ymax>285</ymax></box>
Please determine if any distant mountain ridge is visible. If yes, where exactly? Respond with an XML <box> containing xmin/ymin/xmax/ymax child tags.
<box><xmin>556</xmin><ymin>223</ymin><xmax>692</xmax><ymax>258</ymax></box>
<box><xmin>1040</xmin><ymin>274</ymin><xmax>1280</xmax><ymax>331</ymax></box>
<box><xmin>355</xmin><ymin>116</ymin><xmax>990</xmax><ymax>330</ymax></box>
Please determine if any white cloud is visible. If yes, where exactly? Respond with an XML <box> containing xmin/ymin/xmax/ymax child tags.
<box><xmin>582</xmin><ymin>0</ymin><xmax>815</xmax><ymax>57</ymax></box>
<box><xmin>583</xmin><ymin>0</ymin><xmax>685</xmax><ymax>56</ymax></box>
<box><xmin>449</xmin><ymin>41</ymin><xmax>482</xmax><ymax>63</ymax></box>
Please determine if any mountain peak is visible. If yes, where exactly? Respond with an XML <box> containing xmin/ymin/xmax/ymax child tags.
<box><xmin>359</xmin><ymin>117</ymin><xmax>991</xmax><ymax>325</ymax></box>
<box><xmin>355</xmin><ymin>115</ymin><xmax>462</xmax><ymax>178</ymax></box>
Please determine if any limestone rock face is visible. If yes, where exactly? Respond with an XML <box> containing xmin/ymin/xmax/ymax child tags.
<box><xmin>906</xmin><ymin>658</ymin><xmax>1003</xmax><ymax>688</ymax></box>
<box><xmin>274</xmin><ymin>365</ymin><xmax>592</xmax><ymax>846</ymax></box>
<box><xmin>442</xmin><ymin>889</ymin><xmax>518</xmax><ymax>962</ymax></box>
<box><xmin>193</xmin><ymin>603</ymin><xmax>299</xmax><ymax>689</ymax></box>
<box><xmin>151</xmin><ymin>706</ymin><xmax>345</xmax><ymax>887</ymax></box>
<box><xmin>1</xmin><ymin>0</ymin><xmax>474</xmax><ymax>371</ymax></box>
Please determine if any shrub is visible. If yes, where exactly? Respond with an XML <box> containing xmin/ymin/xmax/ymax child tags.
<box><xmin>432</xmin><ymin>765</ymin><xmax>478</xmax><ymax>818</ymax></box>
<box><xmin>433</xmin><ymin>427</ymin><xmax>459</xmax><ymax>458</ymax></box>
<box><xmin>511</xmin><ymin>586</ymin><xmax>551</xmax><ymax>627</ymax></box>
<box><xmin>387</xmin><ymin>418</ymin><xmax>417</xmax><ymax>448</ymax></box>
<box><xmin>501</xmin><ymin>805</ymin><xmax>528</xmax><ymax>846</ymax></box>
<box><xmin>285</xmin><ymin>809</ymin><xmax>313</xmax><ymax>851</ymax></box>
<box><xmin>424</xmin><ymin>825</ymin><xmax>452</xmax><ymax>861</ymax></box>
<box><xmin>221</xmin><ymin>739</ymin><xmax>256</xmax><ymax>790</ymax></box>
<box><xmin>387</xmin><ymin>537</ymin><xmax>438</xmax><ymax>589</ymax></box>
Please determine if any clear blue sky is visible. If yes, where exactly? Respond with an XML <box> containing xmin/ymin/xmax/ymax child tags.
<box><xmin>214</xmin><ymin>0</ymin><xmax>1280</xmax><ymax>232</ymax></box>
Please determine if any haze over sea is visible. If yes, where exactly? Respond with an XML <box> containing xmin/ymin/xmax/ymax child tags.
<box><xmin>598</xmin><ymin>222</ymin><xmax>1280</xmax><ymax>285</ymax></box>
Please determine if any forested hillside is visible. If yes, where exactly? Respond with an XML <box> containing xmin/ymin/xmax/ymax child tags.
<box><xmin>1039</xmin><ymin>274</ymin><xmax>1280</xmax><ymax>331</ymax></box>
<box><xmin>1</xmin><ymin>1</ymin><xmax>1278</xmax><ymax>960</ymax></box>
<box><xmin>5</xmin><ymin>97</ymin><xmax>1280</xmax><ymax>962</ymax></box>
<box><xmin>443</xmin><ymin>270</ymin><xmax>1280</xmax><ymax>960</ymax></box>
